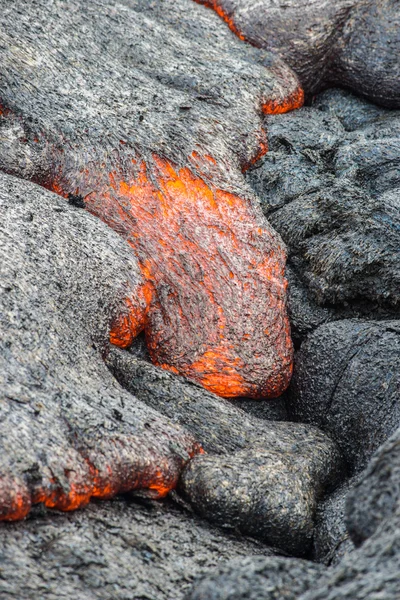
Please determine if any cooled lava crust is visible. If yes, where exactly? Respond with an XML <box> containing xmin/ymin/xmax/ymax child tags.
<box><xmin>195</xmin><ymin>0</ymin><xmax>400</xmax><ymax>109</ymax></box>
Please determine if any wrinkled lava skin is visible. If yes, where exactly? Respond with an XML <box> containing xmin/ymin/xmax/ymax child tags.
<box><xmin>0</xmin><ymin>172</ymin><xmax>202</xmax><ymax>522</ymax></box>
<box><xmin>196</xmin><ymin>0</ymin><xmax>400</xmax><ymax>109</ymax></box>
<box><xmin>0</xmin><ymin>0</ymin><xmax>301</xmax><ymax>398</ymax></box>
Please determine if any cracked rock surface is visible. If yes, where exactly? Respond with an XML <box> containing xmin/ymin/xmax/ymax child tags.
<box><xmin>287</xmin><ymin>319</ymin><xmax>400</xmax><ymax>473</ymax></box>
<box><xmin>0</xmin><ymin>496</ymin><xmax>273</xmax><ymax>600</ymax></box>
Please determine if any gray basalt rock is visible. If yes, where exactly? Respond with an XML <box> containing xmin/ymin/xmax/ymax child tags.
<box><xmin>299</xmin><ymin>429</ymin><xmax>400</xmax><ymax>600</ymax></box>
<box><xmin>186</xmin><ymin>555</ymin><xmax>327</xmax><ymax>600</ymax></box>
<box><xmin>287</xmin><ymin>320</ymin><xmax>400</xmax><ymax>473</ymax></box>
<box><xmin>0</xmin><ymin>496</ymin><xmax>273</xmax><ymax>600</ymax></box>
<box><xmin>0</xmin><ymin>172</ymin><xmax>200</xmax><ymax>520</ymax></box>
<box><xmin>198</xmin><ymin>0</ymin><xmax>400</xmax><ymax>108</ymax></box>
<box><xmin>179</xmin><ymin>445</ymin><xmax>341</xmax><ymax>556</ymax></box>
<box><xmin>108</xmin><ymin>346</ymin><xmax>344</xmax><ymax>556</ymax></box>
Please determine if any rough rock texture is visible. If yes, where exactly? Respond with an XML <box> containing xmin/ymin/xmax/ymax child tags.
<box><xmin>298</xmin><ymin>428</ymin><xmax>400</xmax><ymax>600</ymax></box>
<box><xmin>197</xmin><ymin>0</ymin><xmax>400</xmax><ymax>108</ymax></box>
<box><xmin>186</xmin><ymin>555</ymin><xmax>327</xmax><ymax>600</ymax></box>
<box><xmin>247</xmin><ymin>89</ymin><xmax>400</xmax><ymax>320</ymax></box>
<box><xmin>180</xmin><ymin>444</ymin><xmax>341</xmax><ymax>556</ymax></box>
<box><xmin>313</xmin><ymin>481</ymin><xmax>356</xmax><ymax>566</ymax></box>
<box><xmin>187</xmin><ymin>430</ymin><xmax>400</xmax><ymax>600</ymax></box>
<box><xmin>108</xmin><ymin>346</ymin><xmax>343</xmax><ymax>555</ymax></box>
<box><xmin>346</xmin><ymin>427</ymin><xmax>400</xmax><ymax>546</ymax></box>
<box><xmin>287</xmin><ymin>320</ymin><xmax>400</xmax><ymax>473</ymax></box>
<box><xmin>0</xmin><ymin>172</ymin><xmax>202</xmax><ymax>521</ymax></box>
<box><xmin>0</xmin><ymin>496</ymin><xmax>273</xmax><ymax>600</ymax></box>
<box><xmin>0</xmin><ymin>0</ymin><xmax>303</xmax><ymax>398</ymax></box>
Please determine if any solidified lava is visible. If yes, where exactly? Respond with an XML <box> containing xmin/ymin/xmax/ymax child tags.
<box><xmin>195</xmin><ymin>0</ymin><xmax>400</xmax><ymax>109</ymax></box>
<box><xmin>0</xmin><ymin>0</ymin><xmax>303</xmax><ymax>399</ymax></box>
<box><xmin>0</xmin><ymin>172</ymin><xmax>202</xmax><ymax>522</ymax></box>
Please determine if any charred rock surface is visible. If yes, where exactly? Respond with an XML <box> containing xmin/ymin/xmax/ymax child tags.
<box><xmin>0</xmin><ymin>496</ymin><xmax>273</xmax><ymax>600</ymax></box>
<box><xmin>186</xmin><ymin>555</ymin><xmax>327</xmax><ymax>600</ymax></box>
<box><xmin>0</xmin><ymin>173</ymin><xmax>201</xmax><ymax>521</ymax></box>
<box><xmin>246</xmin><ymin>89</ymin><xmax>400</xmax><ymax>329</ymax></box>
<box><xmin>108</xmin><ymin>346</ymin><xmax>343</xmax><ymax>555</ymax></box>
<box><xmin>197</xmin><ymin>0</ymin><xmax>400</xmax><ymax>108</ymax></box>
<box><xmin>0</xmin><ymin>0</ymin><xmax>304</xmax><ymax>398</ymax></box>
<box><xmin>287</xmin><ymin>320</ymin><xmax>400</xmax><ymax>473</ymax></box>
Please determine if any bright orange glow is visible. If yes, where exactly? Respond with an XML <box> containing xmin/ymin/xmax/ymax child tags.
<box><xmin>74</xmin><ymin>155</ymin><xmax>293</xmax><ymax>399</ymax></box>
<box><xmin>263</xmin><ymin>87</ymin><xmax>305</xmax><ymax>114</ymax></box>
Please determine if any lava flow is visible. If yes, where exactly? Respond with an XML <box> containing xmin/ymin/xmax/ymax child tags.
<box><xmin>54</xmin><ymin>152</ymin><xmax>294</xmax><ymax>399</ymax></box>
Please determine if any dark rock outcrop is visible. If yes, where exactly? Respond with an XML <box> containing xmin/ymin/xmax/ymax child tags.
<box><xmin>247</xmin><ymin>90</ymin><xmax>400</xmax><ymax>320</ymax></box>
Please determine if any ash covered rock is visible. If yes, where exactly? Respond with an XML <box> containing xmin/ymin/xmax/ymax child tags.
<box><xmin>0</xmin><ymin>496</ymin><xmax>273</xmax><ymax>600</ymax></box>
<box><xmin>186</xmin><ymin>555</ymin><xmax>327</xmax><ymax>600</ymax></box>
<box><xmin>288</xmin><ymin>320</ymin><xmax>400</xmax><ymax>473</ymax></box>
<box><xmin>0</xmin><ymin>172</ymin><xmax>201</xmax><ymax>520</ymax></box>
<box><xmin>246</xmin><ymin>88</ymin><xmax>400</xmax><ymax>325</ymax></box>
<box><xmin>108</xmin><ymin>346</ymin><xmax>344</xmax><ymax>555</ymax></box>
<box><xmin>198</xmin><ymin>0</ymin><xmax>400</xmax><ymax>108</ymax></box>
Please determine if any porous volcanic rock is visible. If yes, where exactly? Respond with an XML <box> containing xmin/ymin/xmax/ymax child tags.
<box><xmin>287</xmin><ymin>320</ymin><xmax>400</xmax><ymax>473</ymax></box>
<box><xmin>0</xmin><ymin>496</ymin><xmax>273</xmax><ymax>600</ymax></box>
<box><xmin>187</xmin><ymin>431</ymin><xmax>400</xmax><ymax>600</ymax></box>
<box><xmin>0</xmin><ymin>172</ymin><xmax>201</xmax><ymax>521</ymax></box>
<box><xmin>108</xmin><ymin>346</ymin><xmax>344</xmax><ymax>555</ymax></box>
<box><xmin>197</xmin><ymin>0</ymin><xmax>400</xmax><ymax>108</ymax></box>
<box><xmin>247</xmin><ymin>88</ymin><xmax>400</xmax><ymax>324</ymax></box>
<box><xmin>0</xmin><ymin>0</ymin><xmax>303</xmax><ymax>398</ymax></box>
<box><xmin>299</xmin><ymin>429</ymin><xmax>400</xmax><ymax>600</ymax></box>
<box><xmin>186</xmin><ymin>555</ymin><xmax>327</xmax><ymax>600</ymax></box>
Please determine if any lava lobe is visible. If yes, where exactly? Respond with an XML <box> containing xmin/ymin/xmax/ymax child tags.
<box><xmin>0</xmin><ymin>0</ymin><xmax>303</xmax><ymax>398</ymax></box>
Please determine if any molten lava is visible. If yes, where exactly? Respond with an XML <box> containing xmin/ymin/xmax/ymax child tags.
<box><xmin>50</xmin><ymin>154</ymin><xmax>294</xmax><ymax>399</ymax></box>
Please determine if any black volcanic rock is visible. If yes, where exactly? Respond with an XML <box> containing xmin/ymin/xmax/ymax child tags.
<box><xmin>346</xmin><ymin>427</ymin><xmax>400</xmax><ymax>547</ymax></box>
<box><xmin>186</xmin><ymin>555</ymin><xmax>327</xmax><ymax>600</ymax></box>
<box><xmin>287</xmin><ymin>320</ymin><xmax>400</xmax><ymax>473</ymax></box>
<box><xmin>246</xmin><ymin>89</ymin><xmax>400</xmax><ymax>327</ymax></box>
<box><xmin>108</xmin><ymin>346</ymin><xmax>344</xmax><ymax>556</ymax></box>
